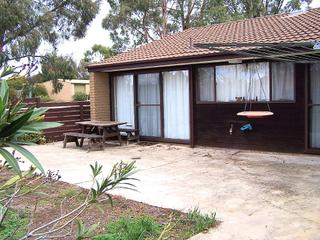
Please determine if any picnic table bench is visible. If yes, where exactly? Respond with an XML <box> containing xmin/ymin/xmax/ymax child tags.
<box><xmin>63</xmin><ymin>132</ymin><xmax>104</xmax><ymax>151</ymax></box>
<box><xmin>119</xmin><ymin>128</ymin><xmax>140</xmax><ymax>145</ymax></box>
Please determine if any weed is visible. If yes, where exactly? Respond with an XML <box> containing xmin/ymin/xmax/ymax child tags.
<box><xmin>0</xmin><ymin>208</ymin><xmax>28</xmax><ymax>239</ymax></box>
<box><xmin>186</xmin><ymin>207</ymin><xmax>216</xmax><ymax>234</ymax></box>
<box><xmin>93</xmin><ymin>216</ymin><xmax>161</xmax><ymax>240</ymax></box>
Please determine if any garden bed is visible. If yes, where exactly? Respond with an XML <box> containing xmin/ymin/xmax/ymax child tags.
<box><xmin>0</xmin><ymin>169</ymin><xmax>216</xmax><ymax>239</ymax></box>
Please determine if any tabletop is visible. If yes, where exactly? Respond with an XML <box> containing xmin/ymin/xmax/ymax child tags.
<box><xmin>75</xmin><ymin>121</ymin><xmax>127</xmax><ymax>127</ymax></box>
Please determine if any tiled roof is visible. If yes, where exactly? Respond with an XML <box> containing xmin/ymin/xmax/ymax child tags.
<box><xmin>89</xmin><ymin>8</ymin><xmax>320</xmax><ymax>69</ymax></box>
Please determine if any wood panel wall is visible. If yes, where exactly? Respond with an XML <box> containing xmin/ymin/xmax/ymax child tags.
<box><xmin>194</xmin><ymin>64</ymin><xmax>306</xmax><ymax>152</ymax></box>
<box><xmin>25</xmin><ymin>100</ymin><xmax>90</xmax><ymax>141</ymax></box>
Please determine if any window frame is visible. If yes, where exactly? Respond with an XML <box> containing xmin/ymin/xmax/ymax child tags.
<box><xmin>196</xmin><ymin>61</ymin><xmax>296</xmax><ymax>104</ymax></box>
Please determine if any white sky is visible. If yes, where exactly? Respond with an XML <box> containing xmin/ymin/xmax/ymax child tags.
<box><xmin>50</xmin><ymin>0</ymin><xmax>320</xmax><ymax>63</ymax></box>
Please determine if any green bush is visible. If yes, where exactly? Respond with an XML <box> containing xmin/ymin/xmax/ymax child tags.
<box><xmin>73</xmin><ymin>91</ymin><xmax>88</xmax><ymax>101</ymax></box>
<box><xmin>17</xmin><ymin>133</ymin><xmax>47</xmax><ymax>145</ymax></box>
<box><xmin>32</xmin><ymin>84</ymin><xmax>48</xmax><ymax>98</ymax></box>
<box><xmin>93</xmin><ymin>216</ymin><xmax>161</xmax><ymax>240</ymax></box>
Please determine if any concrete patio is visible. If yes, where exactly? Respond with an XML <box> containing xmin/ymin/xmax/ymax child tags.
<box><xmin>24</xmin><ymin>142</ymin><xmax>320</xmax><ymax>240</ymax></box>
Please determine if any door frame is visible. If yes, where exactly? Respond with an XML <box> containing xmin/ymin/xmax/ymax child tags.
<box><xmin>110</xmin><ymin>66</ymin><xmax>194</xmax><ymax>145</ymax></box>
<box><xmin>305</xmin><ymin>63</ymin><xmax>320</xmax><ymax>154</ymax></box>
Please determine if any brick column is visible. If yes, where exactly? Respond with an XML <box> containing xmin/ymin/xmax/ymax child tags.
<box><xmin>89</xmin><ymin>72</ymin><xmax>111</xmax><ymax>121</ymax></box>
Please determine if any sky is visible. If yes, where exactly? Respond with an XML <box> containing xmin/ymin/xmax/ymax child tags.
<box><xmin>52</xmin><ymin>0</ymin><xmax>320</xmax><ymax>63</ymax></box>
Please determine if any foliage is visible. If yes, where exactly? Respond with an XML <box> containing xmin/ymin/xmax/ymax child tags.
<box><xmin>40</xmin><ymin>53</ymin><xmax>78</xmax><ymax>94</ymax></box>
<box><xmin>0</xmin><ymin>0</ymin><xmax>100</xmax><ymax>68</ymax></box>
<box><xmin>0</xmin><ymin>208</ymin><xmax>28</xmax><ymax>239</ymax></box>
<box><xmin>89</xmin><ymin>161</ymin><xmax>138</xmax><ymax>204</ymax></box>
<box><xmin>0</xmin><ymin>68</ymin><xmax>62</xmax><ymax>176</ymax></box>
<box><xmin>73</xmin><ymin>92</ymin><xmax>89</xmax><ymax>101</ymax></box>
<box><xmin>186</xmin><ymin>207</ymin><xmax>216</xmax><ymax>234</ymax></box>
<box><xmin>84</xmin><ymin>44</ymin><xmax>114</xmax><ymax>63</ymax></box>
<box><xmin>76</xmin><ymin>219</ymin><xmax>99</xmax><ymax>240</ymax></box>
<box><xmin>19</xmin><ymin>161</ymin><xmax>138</xmax><ymax>239</ymax></box>
<box><xmin>93</xmin><ymin>216</ymin><xmax>161</xmax><ymax>240</ymax></box>
<box><xmin>103</xmin><ymin>0</ymin><xmax>312</xmax><ymax>52</ymax></box>
<box><xmin>17</xmin><ymin>133</ymin><xmax>47</xmax><ymax>145</ymax></box>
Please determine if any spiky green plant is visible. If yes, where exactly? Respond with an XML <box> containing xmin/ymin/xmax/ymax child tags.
<box><xmin>0</xmin><ymin>67</ymin><xmax>62</xmax><ymax>176</ymax></box>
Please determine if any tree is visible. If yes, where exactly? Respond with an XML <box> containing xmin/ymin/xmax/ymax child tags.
<box><xmin>84</xmin><ymin>44</ymin><xmax>114</xmax><ymax>63</ymax></box>
<box><xmin>102</xmin><ymin>0</ymin><xmax>312</xmax><ymax>52</ymax></box>
<box><xmin>40</xmin><ymin>53</ymin><xmax>78</xmax><ymax>94</ymax></box>
<box><xmin>0</xmin><ymin>0</ymin><xmax>100</xmax><ymax>68</ymax></box>
<box><xmin>78</xmin><ymin>44</ymin><xmax>115</xmax><ymax>80</ymax></box>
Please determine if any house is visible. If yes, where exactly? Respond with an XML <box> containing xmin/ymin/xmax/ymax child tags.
<box><xmin>87</xmin><ymin>8</ymin><xmax>320</xmax><ymax>154</ymax></box>
<box><xmin>42</xmin><ymin>79</ymin><xmax>90</xmax><ymax>102</ymax></box>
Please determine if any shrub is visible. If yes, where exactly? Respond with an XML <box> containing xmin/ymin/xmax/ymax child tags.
<box><xmin>17</xmin><ymin>133</ymin><xmax>47</xmax><ymax>145</ymax></box>
<box><xmin>93</xmin><ymin>216</ymin><xmax>161</xmax><ymax>240</ymax></box>
<box><xmin>73</xmin><ymin>91</ymin><xmax>88</xmax><ymax>101</ymax></box>
<box><xmin>32</xmin><ymin>84</ymin><xmax>48</xmax><ymax>98</ymax></box>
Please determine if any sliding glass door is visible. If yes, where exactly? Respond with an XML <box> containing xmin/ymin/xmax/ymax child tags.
<box><xmin>309</xmin><ymin>63</ymin><xmax>320</xmax><ymax>149</ymax></box>
<box><xmin>137</xmin><ymin>73</ymin><xmax>161</xmax><ymax>137</ymax></box>
<box><xmin>113</xmin><ymin>70</ymin><xmax>190</xmax><ymax>141</ymax></box>
<box><xmin>162</xmin><ymin>70</ymin><xmax>190</xmax><ymax>140</ymax></box>
<box><xmin>113</xmin><ymin>75</ymin><xmax>135</xmax><ymax>128</ymax></box>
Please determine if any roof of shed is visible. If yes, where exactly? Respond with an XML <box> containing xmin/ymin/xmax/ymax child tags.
<box><xmin>88</xmin><ymin>8</ymin><xmax>320</xmax><ymax>71</ymax></box>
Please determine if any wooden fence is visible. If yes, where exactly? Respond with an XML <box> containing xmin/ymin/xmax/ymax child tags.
<box><xmin>25</xmin><ymin>98</ymin><xmax>90</xmax><ymax>141</ymax></box>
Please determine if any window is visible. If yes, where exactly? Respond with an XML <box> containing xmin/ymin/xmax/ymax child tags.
<box><xmin>197</xmin><ymin>61</ymin><xmax>295</xmax><ymax>103</ymax></box>
<box><xmin>113</xmin><ymin>75</ymin><xmax>135</xmax><ymax>128</ymax></box>
<box><xmin>216</xmin><ymin>62</ymin><xmax>269</xmax><ymax>102</ymax></box>
<box><xmin>272</xmin><ymin>62</ymin><xmax>295</xmax><ymax>101</ymax></box>
<box><xmin>197</xmin><ymin>67</ymin><xmax>215</xmax><ymax>101</ymax></box>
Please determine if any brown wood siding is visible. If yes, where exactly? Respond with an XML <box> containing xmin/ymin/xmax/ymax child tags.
<box><xmin>194</xmin><ymin>64</ymin><xmax>306</xmax><ymax>152</ymax></box>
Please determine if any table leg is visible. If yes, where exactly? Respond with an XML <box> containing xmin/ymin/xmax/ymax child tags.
<box><xmin>80</xmin><ymin>125</ymin><xmax>85</xmax><ymax>147</ymax></box>
<box><xmin>116</xmin><ymin>126</ymin><xmax>122</xmax><ymax>146</ymax></box>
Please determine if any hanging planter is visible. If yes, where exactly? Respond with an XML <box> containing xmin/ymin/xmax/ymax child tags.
<box><xmin>237</xmin><ymin>111</ymin><xmax>274</xmax><ymax>118</ymax></box>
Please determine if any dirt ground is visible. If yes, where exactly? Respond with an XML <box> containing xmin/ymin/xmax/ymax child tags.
<box><xmin>23</xmin><ymin>141</ymin><xmax>320</xmax><ymax>240</ymax></box>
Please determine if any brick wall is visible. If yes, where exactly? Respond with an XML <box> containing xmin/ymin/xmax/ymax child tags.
<box><xmin>89</xmin><ymin>72</ymin><xmax>111</xmax><ymax>121</ymax></box>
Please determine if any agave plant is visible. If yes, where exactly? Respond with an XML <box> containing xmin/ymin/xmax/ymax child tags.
<box><xmin>0</xmin><ymin>67</ymin><xmax>62</xmax><ymax>177</ymax></box>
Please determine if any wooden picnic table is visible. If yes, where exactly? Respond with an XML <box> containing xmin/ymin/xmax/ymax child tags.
<box><xmin>75</xmin><ymin>120</ymin><xmax>127</xmax><ymax>146</ymax></box>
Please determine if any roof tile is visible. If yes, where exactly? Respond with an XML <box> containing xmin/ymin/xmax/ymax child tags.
<box><xmin>89</xmin><ymin>8</ymin><xmax>320</xmax><ymax>68</ymax></box>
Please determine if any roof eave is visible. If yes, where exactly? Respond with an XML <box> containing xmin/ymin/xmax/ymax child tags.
<box><xmin>87</xmin><ymin>52</ymin><xmax>250</xmax><ymax>72</ymax></box>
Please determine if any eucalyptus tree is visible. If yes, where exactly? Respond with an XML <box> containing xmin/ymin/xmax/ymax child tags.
<box><xmin>102</xmin><ymin>0</ymin><xmax>312</xmax><ymax>52</ymax></box>
<box><xmin>0</xmin><ymin>0</ymin><xmax>100</xmax><ymax>67</ymax></box>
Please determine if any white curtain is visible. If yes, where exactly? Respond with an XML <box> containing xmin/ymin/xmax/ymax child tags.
<box><xmin>138</xmin><ymin>73</ymin><xmax>161</xmax><ymax>137</ymax></box>
<box><xmin>310</xmin><ymin>63</ymin><xmax>320</xmax><ymax>148</ymax></box>
<box><xmin>114</xmin><ymin>75</ymin><xmax>134</xmax><ymax>128</ymax></box>
<box><xmin>216</xmin><ymin>62</ymin><xmax>269</xmax><ymax>102</ymax></box>
<box><xmin>197</xmin><ymin>67</ymin><xmax>215</xmax><ymax>101</ymax></box>
<box><xmin>163</xmin><ymin>70</ymin><xmax>190</xmax><ymax>140</ymax></box>
<box><xmin>272</xmin><ymin>62</ymin><xmax>295</xmax><ymax>101</ymax></box>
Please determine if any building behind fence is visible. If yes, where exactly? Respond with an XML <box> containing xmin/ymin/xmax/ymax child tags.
<box><xmin>25</xmin><ymin>98</ymin><xmax>90</xmax><ymax>141</ymax></box>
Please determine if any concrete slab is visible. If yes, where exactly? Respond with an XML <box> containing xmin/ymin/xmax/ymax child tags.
<box><xmin>22</xmin><ymin>142</ymin><xmax>320</xmax><ymax>240</ymax></box>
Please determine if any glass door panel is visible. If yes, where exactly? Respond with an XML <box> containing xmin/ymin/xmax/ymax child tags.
<box><xmin>310</xmin><ymin>63</ymin><xmax>320</xmax><ymax>149</ymax></box>
<box><xmin>113</xmin><ymin>75</ymin><xmax>135</xmax><ymax>128</ymax></box>
<box><xmin>137</xmin><ymin>73</ymin><xmax>161</xmax><ymax>137</ymax></box>
<box><xmin>162</xmin><ymin>70</ymin><xmax>190</xmax><ymax>140</ymax></box>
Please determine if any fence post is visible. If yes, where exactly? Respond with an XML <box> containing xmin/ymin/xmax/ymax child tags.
<box><xmin>79</xmin><ymin>102</ymin><xmax>84</xmax><ymax>121</ymax></box>
<box><xmin>36</xmin><ymin>98</ymin><xmax>41</xmax><ymax>108</ymax></box>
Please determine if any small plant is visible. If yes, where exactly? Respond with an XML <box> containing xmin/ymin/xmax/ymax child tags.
<box><xmin>186</xmin><ymin>207</ymin><xmax>216</xmax><ymax>234</ymax></box>
<box><xmin>73</xmin><ymin>91</ymin><xmax>88</xmax><ymax>101</ymax></box>
<box><xmin>93</xmin><ymin>216</ymin><xmax>161</xmax><ymax>240</ymax></box>
<box><xmin>76</xmin><ymin>219</ymin><xmax>99</xmax><ymax>240</ymax></box>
